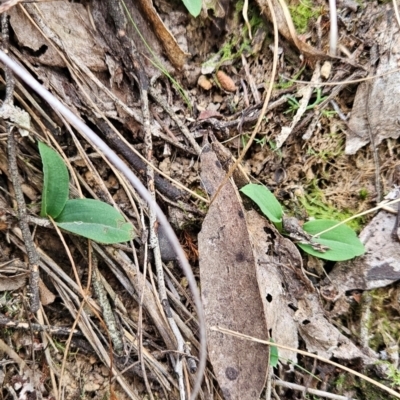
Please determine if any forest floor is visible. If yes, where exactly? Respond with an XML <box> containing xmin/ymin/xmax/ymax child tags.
<box><xmin>0</xmin><ymin>0</ymin><xmax>400</xmax><ymax>399</ymax></box>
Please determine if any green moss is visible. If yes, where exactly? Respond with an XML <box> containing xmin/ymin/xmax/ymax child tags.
<box><xmin>193</xmin><ymin>189</ymin><xmax>209</xmax><ymax>213</ymax></box>
<box><xmin>218</xmin><ymin>35</ymin><xmax>251</xmax><ymax>65</ymax></box>
<box><xmin>359</xmin><ymin>188</ymin><xmax>369</xmax><ymax>200</ymax></box>
<box><xmin>306</xmin><ymin>133</ymin><xmax>344</xmax><ymax>161</ymax></box>
<box><xmin>299</xmin><ymin>182</ymin><xmax>365</xmax><ymax>232</ymax></box>
<box><xmin>358</xmin><ymin>379</ymin><xmax>395</xmax><ymax>400</ymax></box>
<box><xmin>204</xmin><ymin>0</ymin><xmax>268</xmax><ymax>74</ymax></box>
<box><xmin>235</xmin><ymin>0</ymin><xmax>265</xmax><ymax>32</ymax></box>
<box><xmin>368</xmin><ymin>288</ymin><xmax>400</xmax><ymax>350</ymax></box>
<box><xmin>289</xmin><ymin>0</ymin><xmax>321</xmax><ymax>34</ymax></box>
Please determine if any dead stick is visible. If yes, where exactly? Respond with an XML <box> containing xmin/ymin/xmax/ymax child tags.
<box><xmin>0</xmin><ymin>312</ymin><xmax>81</xmax><ymax>336</ymax></box>
<box><xmin>2</xmin><ymin>13</ymin><xmax>40</xmax><ymax>313</ymax></box>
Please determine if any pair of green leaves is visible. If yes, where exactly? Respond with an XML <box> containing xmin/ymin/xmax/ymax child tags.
<box><xmin>240</xmin><ymin>184</ymin><xmax>365</xmax><ymax>262</ymax></box>
<box><xmin>39</xmin><ymin>142</ymin><xmax>135</xmax><ymax>244</ymax></box>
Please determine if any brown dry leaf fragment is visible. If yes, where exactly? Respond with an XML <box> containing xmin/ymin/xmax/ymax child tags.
<box><xmin>39</xmin><ymin>279</ymin><xmax>56</xmax><ymax>306</ymax></box>
<box><xmin>347</xmin><ymin>69</ymin><xmax>400</xmax><ymax>154</ymax></box>
<box><xmin>0</xmin><ymin>273</ymin><xmax>28</xmax><ymax>291</ymax></box>
<box><xmin>254</xmin><ymin>212</ymin><xmax>371</xmax><ymax>362</ymax></box>
<box><xmin>9</xmin><ymin>3</ymin><xmax>107</xmax><ymax>71</ymax></box>
<box><xmin>295</xmin><ymin>294</ymin><xmax>370</xmax><ymax>361</ymax></box>
<box><xmin>197</xmin><ymin>75</ymin><xmax>213</xmax><ymax>90</ymax></box>
<box><xmin>197</xmin><ymin>109</ymin><xmax>222</xmax><ymax>120</ymax></box>
<box><xmin>216</xmin><ymin>70</ymin><xmax>237</xmax><ymax>92</ymax></box>
<box><xmin>321</xmin><ymin>207</ymin><xmax>400</xmax><ymax>301</ymax></box>
<box><xmin>346</xmin><ymin>8</ymin><xmax>400</xmax><ymax>154</ymax></box>
<box><xmin>211</xmin><ymin>138</ymin><xmax>249</xmax><ymax>189</ymax></box>
<box><xmin>198</xmin><ymin>145</ymin><xmax>268</xmax><ymax>400</ymax></box>
<box><xmin>137</xmin><ymin>0</ymin><xmax>189</xmax><ymax>69</ymax></box>
<box><xmin>347</xmin><ymin>70</ymin><xmax>400</xmax><ymax>154</ymax></box>
<box><xmin>246</xmin><ymin>210</ymin><xmax>298</xmax><ymax>365</ymax></box>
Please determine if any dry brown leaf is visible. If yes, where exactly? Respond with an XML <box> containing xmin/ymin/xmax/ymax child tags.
<box><xmin>10</xmin><ymin>3</ymin><xmax>107</xmax><ymax>71</ymax></box>
<box><xmin>345</xmin><ymin>4</ymin><xmax>400</xmax><ymax>154</ymax></box>
<box><xmin>0</xmin><ymin>209</ymin><xmax>11</xmax><ymax>231</ymax></box>
<box><xmin>347</xmin><ymin>66</ymin><xmax>400</xmax><ymax>154</ymax></box>
<box><xmin>198</xmin><ymin>145</ymin><xmax>268</xmax><ymax>400</ymax></box>
<box><xmin>197</xmin><ymin>109</ymin><xmax>222</xmax><ymax>120</ymax></box>
<box><xmin>321</xmin><ymin>208</ymin><xmax>400</xmax><ymax>300</ymax></box>
<box><xmin>246</xmin><ymin>210</ymin><xmax>298</xmax><ymax>365</ymax></box>
<box><xmin>137</xmin><ymin>0</ymin><xmax>189</xmax><ymax>69</ymax></box>
<box><xmin>0</xmin><ymin>273</ymin><xmax>28</xmax><ymax>291</ymax></box>
<box><xmin>294</xmin><ymin>294</ymin><xmax>370</xmax><ymax>361</ymax></box>
<box><xmin>39</xmin><ymin>279</ymin><xmax>56</xmax><ymax>306</ymax></box>
<box><xmin>248</xmin><ymin>209</ymin><xmax>370</xmax><ymax>362</ymax></box>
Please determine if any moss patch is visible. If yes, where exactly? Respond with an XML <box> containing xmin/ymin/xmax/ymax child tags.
<box><xmin>289</xmin><ymin>0</ymin><xmax>321</xmax><ymax>34</ymax></box>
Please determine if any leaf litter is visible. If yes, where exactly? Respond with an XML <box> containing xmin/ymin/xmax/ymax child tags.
<box><xmin>0</xmin><ymin>0</ymin><xmax>400</xmax><ymax>399</ymax></box>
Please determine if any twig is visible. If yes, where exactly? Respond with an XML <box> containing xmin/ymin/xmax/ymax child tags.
<box><xmin>109</xmin><ymin>2</ymin><xmax>175</xmax><ymax>392</ymax></box>
<box><xmin>149</xmin><ymin>86</ymin><xmax>202</xmax><ymax>155</ymax></box>
<box><xmin>91</xmin><ymin>254</ymin><xmax>124</xmax><ymax>355</ymax></box>
<box><xmin>136</xmin><ymin>221</ymin><xmax>154</xmax><ymax>400</ymax></box>
<box><xmin>1</xmin><ymin>13</ymin><xmax>14</xmax><ymax>106</ymax></box>
<box><xmin>7</xmin><ymin>129</ymin><xmax>40</xmax><ymax>312</ymax></box>
<box><xmin>0</xmin><ymin>312</ymin><xmax>81</xmax><ymax>335</ymax></box>
<box><xmin>0</xmin><ymin>337</ymin><xmax>28</xmax><ymax>370</ymax></box>
<box><xmin>2</xmin><ymin>12</ymin><xmax>39</xmax><ymax>314</ymax></box>
<box><xmin>109</xmin><ymin>1</ymin><xmax>196</xmax><ymax>394</ymax></box>
<box><xmin>37</xmin><ymin>307</ymin><xmax>59</xmax><ymax>400</ymax></box>
<box><xmin>366</xmin><ymin>80</ymin><xmax>382</xmax><ymax>201</ymax></box>
<box><xmin>94</xmin><ymin>117</ymin><xmax>188</xmax><ymax>201</ymax></box>
<box><xmin>241</xmin><ymin>53</ymin><xmax>260</xmax><ymax>103</ymax></box>
<box><xmin>265</xmin><ymin>366</ymin><xmax>273</xmax><ymax>400</ymax></box>
<box><xmin>273</xmin><ymin>379</ymin><xmax>355</xmax><ymax>400</ymax></box>
<box><xmin>394</xmin><ymin>0</ymin><xmax>400</xmax><ymax>30</ymax></box>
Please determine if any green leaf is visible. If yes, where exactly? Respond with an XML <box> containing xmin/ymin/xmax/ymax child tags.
<box><xmin>240</xmin><ymin>184</ymin><xmax>283</xmax><ymax>224</ymax></box>
<box><xmin>269</xmin><ymin>339</ymin><xmax>279</xmax><ymax>367</ymax></box>
<box><xmin>182</xmin><ymin>0</ymin><xmax>201</xmax><ymax>17</ymax></box>
<box><xmin>38</xmin><ymin>141</ymin><xmax>69</xmax><ymax>219</ymax></box>
<box><xmin>55</xmin><ymin>199</ymin><xmax>135</xmax><ymax>244</ymax></box>
<box><xmin>298</xmin><ymin>219</ymin><xmax>365</xmax><ymax>261</ymax></box>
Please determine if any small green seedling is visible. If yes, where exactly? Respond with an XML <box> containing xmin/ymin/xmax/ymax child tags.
<box><xmin>241</xmin><ymin>134</ymin><xmax>267</xmax><ymax>149</ymax></box>
<box><xmin>182</xmin><ymin>0</ymin><xmax>201</xmax><ymax>17</ymax></box>
<box><xmin>38</xmin><ymin>142</ymin><xmax>135</xmax><ymax>244</ymax></box>
<box><xmin>240</xmin><ymin>183</ymin><xmax>365</xmax><ymax>261</ymax></box>
<box><xmin>284</xmin><ymin>88</ymin><xmax>327</xmax><ymax>115</ymax></box>
<box><xmin>269</xmin><ymin>339</ymin><xmax>279</xmax><ymax>368</ymax></box>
